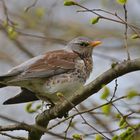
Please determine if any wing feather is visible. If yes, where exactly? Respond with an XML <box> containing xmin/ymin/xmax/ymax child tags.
<box><xmin>10</xmin><ymin>50</ymin><xmax>78</xmax><ymax>80</ymax></box>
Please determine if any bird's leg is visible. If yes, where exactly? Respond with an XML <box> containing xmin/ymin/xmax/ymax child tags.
<box><xmin>40</xmin><ymin>101</ymin><xmax>44</xmax><ymax>111</ymax></box>
<box><xmin>45</xmin><ymin>102</ymin><xmax>55</xmax><ymax>109</ymax></box>
<box><xmin>45</xmin><ymin>98</ymin><xmax>55</xmax><ymax>109</ymax></box>
<box><xmin>56</xmin><ymin>92</ymin><xmax>69</xmax><ymax>118</ymax></box>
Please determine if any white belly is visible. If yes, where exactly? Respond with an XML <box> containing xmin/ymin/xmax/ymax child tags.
<box><xmin>39</xmin><ymin>81</ymin><xmax>84</xmax><ymax>103</ymax></box>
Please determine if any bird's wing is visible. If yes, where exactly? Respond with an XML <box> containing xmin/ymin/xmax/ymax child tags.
<box><xmin>0</xmin><ymin>54</ymin><xmax>46</xmax><ymax>82</ymax></box>
<box><xmin>3</xmin><ymin>88</ymin><xmax>39</xmax><ymax>105</ymax></box>
<box><xmin>9</xmin><ymin>50</ymin><xmax>78</xmax><ymax>81</ymax></box>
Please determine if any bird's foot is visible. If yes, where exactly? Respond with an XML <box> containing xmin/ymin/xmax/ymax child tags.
<box><xmin>45</xmin><ymin>103</ymin><xmax>55</xmax><ymax>109</ymax></box>
<box><xmin>57</xmin><ymin>111</ymin><xmax>69</xmax><ymax>118</ymax></box>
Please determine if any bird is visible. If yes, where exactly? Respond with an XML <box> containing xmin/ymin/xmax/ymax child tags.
<box><xmin>0</xmin><ymin>36</ymin><xmax>101</xmax><ymax>105</ymax></box>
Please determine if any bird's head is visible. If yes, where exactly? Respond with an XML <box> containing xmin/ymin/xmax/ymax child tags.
<box><xmin>67</xmin><ymin>36</ymin><xmax>102</xmax><ymax>57</ymax></box>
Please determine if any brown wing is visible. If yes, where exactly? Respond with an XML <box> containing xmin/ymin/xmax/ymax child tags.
<box><xmin>17</xmin><ymin>50</ymin><xmax>78</xmax><ymax>80</ymax></box>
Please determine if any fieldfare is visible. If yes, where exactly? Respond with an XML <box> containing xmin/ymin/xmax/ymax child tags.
<box><xmin>0</xmin><ymin>37</ymin><xmax>101</xmax><ymax>105</ymax></box>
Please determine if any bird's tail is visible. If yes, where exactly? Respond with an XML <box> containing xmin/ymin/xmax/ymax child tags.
<box><xmin>3</xmin><ymin>88</ymin><xmax>39</xmax><ymax>105</ymax></box>
<box><xmin>0</xmin><ymin>74</ymin><xmax>11</xmax><ymax>88</ymax></box>
<box><xmin>0</xmin><ymin>83</ymin><xmax>6</xmax><ymax>88</ymax></box>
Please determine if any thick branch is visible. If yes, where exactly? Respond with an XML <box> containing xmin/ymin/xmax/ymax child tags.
<box><xmin>28</xmin><ymin>58</ymin><xmax>140</xmax><ymax>140</ymax></box>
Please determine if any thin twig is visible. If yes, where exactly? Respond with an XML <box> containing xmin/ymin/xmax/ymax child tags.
<box><xmin>48</xmin><ymin>96</ymin><xmax>126</xmax><ymax>130</ymax></box>
<box><xmin>84</xmin><ymin>127</ymin><xmax>123</xmax><ymax>136</ymax></box>
<box><xmin>0</xmin><ymin>114</ymin><xmax>73</xmax><ymax>140</ymax></box>
<box><xmin>110</xmin><ymin>79</ymin><xmax>118</xmax><ymax>101</ymax></box>
<box><xmin>59</xmin><ymin>95</ymin><xmax>110</xmax><ymax>139</ymax></box>
<box><xmin>0</xmin><ymin>0</ymin><xmax>15</xmax><ymax>25</ymax></box>
<box><xmin>77</xmin><ymin>6</ymin><xmax>140</xmax><ymax>38</ymax></box>
<box><xmin>123</xmin><ymin>4</ymin><xmax>130</xmax><ymax>60</ymax></box>
<box><xmin>64</xmin><ymin>117</ymin><xmax>74</xmax><ymax>140</ymax></box>
<box><xmin>16</xmin><ymin>30</ymin><xmax>67</xmax><ymax>45</ymax></box>
<box><xmin>0</xmin><ymin>132</ymin><xmax>27</xmax><ymax>140</ymax></box>
<box><xmin>24</xmin><ymin>0</ymin><xmax>39</xmax><ymax>12</ymax></box>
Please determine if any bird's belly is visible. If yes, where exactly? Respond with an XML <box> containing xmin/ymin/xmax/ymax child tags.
<box><xmin>38</xmin><ymin>74</ymin><xmax>84</xmax><ymax>103</ymax></box>
<box><xmin>30</xmin><ymin>72</ymin><xmax>85</xmax><ymax>103</ymax></box>
<box><xmin>44</xmin><ymin>81</ymin><xmax>83</xmax><ymax>95</ymax></box>
<box><xmin>39</xmin><ymin>81</ymin><xmax>83</xmax><ymax>103</ymax></box>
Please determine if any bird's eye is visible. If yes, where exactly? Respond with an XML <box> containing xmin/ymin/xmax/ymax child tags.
<box><xmin>79</xmin><ymin>42</ymin><xmax>89</xmax><ymax>46</ymax></box>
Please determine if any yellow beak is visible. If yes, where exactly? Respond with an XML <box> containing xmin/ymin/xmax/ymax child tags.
<box><xmin>90</xmin><ymin>40</ymin><xmax>102</xmax><ymax>47</ymax></box>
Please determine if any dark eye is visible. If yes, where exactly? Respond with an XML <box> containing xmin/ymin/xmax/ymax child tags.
<box><xmin>79</xmin><ymin>42</ymin><xmax>89</xmax><ymax>46</ymax></box>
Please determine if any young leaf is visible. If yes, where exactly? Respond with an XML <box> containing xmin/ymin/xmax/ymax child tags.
<box><xmin>57</xmin><ymin>92</ymin><xmax>64</xmax><ymax>97</ymax></box>
<box><xmin>2</xmin><ymin>20</ymin><xmax>8</xmax><ymax>27</ymax></box>
<box><xmin>116</xmin><ymin>0</ymin><xmax>127</xmax><ymax>5</ymax></box>
<box><xmin>111</xmin><ymin>62</ymin><xmax>118</xmax><ymax>68</ymax></box>
<box><xmin>119</xmin><ymin>117</ymin><xmax>127</xmax><ymax>128</ymax></box>
<box><xmin>100</xmin><ymin>86</ymin><xmax>110</xmax><ymax>100</ymax></box>
<box><xmin>95</xmin><ymin>134</ymin><xmax>103</xmax><ymax>140</ymax></box>
<box><xmin>112</xmin><ymin>135</ymin><xmax>119</xmax><ymax>140</ymax></box>
<box><xmin>25</xmin><ymin>102</ymin><xmax>41</xmax><ymax>113</ymax></box>
<box><xmin>126</xmin><ymin>89</ymin><xmax>139</xmax><ymax>99</ymax></box>
<box><xmin>72</xmin><ymin>134</ymin><xmax>82</xmax><ymax>140</ymax></box>
<box><xmin>101</xmin><ymin>104</ymin><xmax>111</xmax><ymax>115</ymax></box>
<box><xmin>7</xmin><ymin>26</ymin><xmax>18</xmax><ymax>40</ymax></box>
<box><xmin>25</xmin><ymin>102</ymin><xmax>35</xmax><ymax>113</ymax></box>
<box><xmin>131</xmin><ymin>34</ymin><xmax>140</xmax><ymax>39</ymax></box>
<box><xmin>35</xmin><ymin>7</ymin><xmax>45</xmax><ymax>18</ymax></box>
<box><xmin>64</xmin><ymin>0</ymin><xmax>77</xmax><ymax>6</ymax></box>
<box><xmin>90</xmin><ymin>16</ymin><xmax>100</xmax><ymax>24</ymax></box>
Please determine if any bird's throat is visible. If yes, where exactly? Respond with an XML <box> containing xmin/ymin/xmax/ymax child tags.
<box><xmin>83</xmin><ymin>57</ymin><xmax>93</xmax><ymax>77</ymax></box>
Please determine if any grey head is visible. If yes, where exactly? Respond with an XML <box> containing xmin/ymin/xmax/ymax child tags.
<box><xmin>67</xmin><ymin>36</ymin><xmax>102</xmax><ymax>57</ymax></box>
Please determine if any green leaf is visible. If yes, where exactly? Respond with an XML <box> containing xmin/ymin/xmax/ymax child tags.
<box><xmin>35</xmin><ymin>7</ymin><xmax>45</xmax><ymax>18</ymax></box>
<box><xmin>72</xmin><ymin>134</ymin><xmax>82</xmax><ymax>140</ymax></box>
<box><xmin>25</xmin><ymin>102</ymin><xmax>41</xmax><ymax>113</ymax></box>
<box><xmin>100</xmin><ymin>86</ymin><xmax>110</xmax><ymax>100</ymax></box>
<box><xmin>126</xmin><ymin>89</ymin><xmax>139</xmax><ymax>99</ymax></box>
<box><xmin>7</xmin><ymin>26</ymin><xmax>14</xmax><ymax>34</ymax></box>
<box><xmin>64</xmin><ymin>0</ymin><xmax>77</xmax><ymax>6</ymax></box>
<box><xmin>112</xmin><ymin>135</ymin><xmax>119</xmax><ymax>140</ymax></box>
<box><xmin>2</xmin><ymin>20</ymin><xmax>8</xmax><ymax>27</ymax></box>
<box><xmin>119</xmin><ymin>127</ymin><xmax>133</xmax><ymax>140</ymax></box>
<box><xmin>95</xmin><ymin>134</ymin><xmax>103</xmax><ymax>140</ymax></box>
<box><xmin>119</xmin><ymin>117</ymin><xmax>127</xmax><ymax>128</ymax></box>
<box><xmin>114</xmin><ymin>124</ymin><xmax>140</xmax><ymax>140</ymax></box>
<box><xmin>115</xmin><ymin>113</ymin><xmax>121</xmax><ymax>119</ymax></box>
<box><xmin>131</xmin><ymin>34</ymin><xmax>140</xmax><ymax>39</ymax></box>
<box><xmin>116</xmin><ymin>0</ymin><xmax>127</xmax><ymax>5</ymax></box>
<box><xmin>111</xmin><ymin>62</ymin><xmax>118</xmax><ymax>68</ymax></box>
<box><xmin>56</xmin><ymin>92</ymin><xmax>64</xmax><ymax>97</ymax></box>
<box><xmin>101</xmin><ymin>104</ymin><xmax>111</xmax><ymax>115</ymax></box>
<box><xmin>7</xmin><ymin>26</ymin><xmax>18</xmax><ymax>40</ymax></box>
<box><xmin>90</xmin><ymin>16</ymin><xmax>100</xmax><ymax>24</ymax></box>
<box><xmin>25</xmin><ymin>102</ymin><xmax>35</xmax><ymax>113</ymax></box>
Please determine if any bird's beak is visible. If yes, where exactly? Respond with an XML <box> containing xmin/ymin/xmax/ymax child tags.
<box><xmin>89</xmin><ymin>40</ymin><xmax>102</xmax><ymax>47</ymax></box>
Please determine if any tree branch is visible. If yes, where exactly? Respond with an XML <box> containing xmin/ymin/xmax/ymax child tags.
<box><xmin>28</xmin><ymin>58</ymin><xmax>140</xmax><ymax>140</ymax></box>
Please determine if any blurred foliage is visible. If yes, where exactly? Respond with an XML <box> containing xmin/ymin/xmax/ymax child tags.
<box><xmin>0</xmin><ymin>0</ymin><xmax>140</xmax><ymax>140</ymax></box>
<box><xmin>25</xmin><ymin>102</ymin><xmax>41</xmax><ymax>113</ymax></box>
<box><xmin>100</xmin><ymin>86</ymin><xmax>110</xmax><ymax>100</ymax></box>
<box><xmin>95</xmin><ymin>134</ymin><xmax>103</xmax><ymax>140</ymax></box>
<box><xmin>116</xmin><ymin>0</ymin><xmax>127</xmax><ymax>5</ymax></box>
<box><xmin>90</xmin><ymin>17</ymin><xmax>100</xmax><ymax>25</ymax></box>
<box><xmin>72</xmin><ymin>133</ymin><xmax>83</xmax><ymax>140</ymax></box>
<box><xmin>112</xmin><ymin>124</ymin><xmax>140</xmax><ymax>140</ymax></box>
<box><xmin>101</xmin><ymin>103</ymin><xmax>112</xmax><ymax>115</ymax></box>
<box><xmin>126</xmin><ymin>89</ymin><xmax>139</xmax><ymax>99</ymax></box>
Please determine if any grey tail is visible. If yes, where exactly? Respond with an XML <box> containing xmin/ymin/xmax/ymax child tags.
<box><xmin>3</xmin><ymin>88</ymin><xmax>39</xmax><ymax>105</ymax></box>
<box><xmin>0</xmin><ymin>83</ymin><xmax>6</xmax><ymax>88</ymax></box>
<box><xmin>0</xmin><ymin>74</ymin><xmax>14</xmax><ymax>88</ymax></box>
<box><xmin>0</xmin><ymin>75</ymin><xmax>7</xmax><ymax>88</ymax></box>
